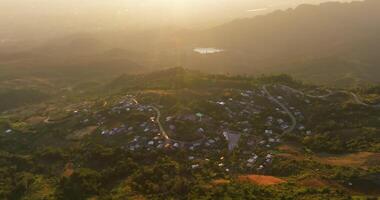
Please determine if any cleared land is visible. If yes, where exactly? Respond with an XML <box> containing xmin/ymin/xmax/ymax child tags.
<box><xmin>238</xmin><ymin>175</ymin><xmax>286</xmax><ymax>186</ymax></box>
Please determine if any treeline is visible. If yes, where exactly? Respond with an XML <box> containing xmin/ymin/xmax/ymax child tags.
<box><xmin>0</xmin><ymin>142</ymin><xmax>360</xmax><ymax>200</ymax></box>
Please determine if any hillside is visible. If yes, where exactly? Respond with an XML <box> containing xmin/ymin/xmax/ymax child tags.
<box><xmin>1</xmin><ymin>0</ymin><xmax>380</xmax><ymax>88</ymax></box>
<box><xmin>0</xmin><ymin>68</ymin><xmax>380</xmax><ymax>199</ymax></box>
<box><xmin>187</xmin><ymin>0</ymin><xmax>380</xmax><ymax>86</ymax></box>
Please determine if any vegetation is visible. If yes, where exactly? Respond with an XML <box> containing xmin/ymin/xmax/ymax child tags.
<box><xmin>0</xmin><ymin>69</ymin><xmax>379</xmax><ymax>199</ymax></box>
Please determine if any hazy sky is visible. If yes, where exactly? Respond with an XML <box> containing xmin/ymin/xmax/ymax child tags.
<box><xmin>1</xmin><ymin>0</ymin><xmax>355</xmax><ymax>16</ymax></box>
<box><xmin>0</xmin><ymin>0</ymin><xmax>357</xmax><ymax>40</ymax></box>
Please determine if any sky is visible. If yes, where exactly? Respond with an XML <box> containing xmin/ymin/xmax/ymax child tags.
<box><xmin>0</xmin><ymin>0</ymin><xmax>357</xmax><ymax>40</ymax></box>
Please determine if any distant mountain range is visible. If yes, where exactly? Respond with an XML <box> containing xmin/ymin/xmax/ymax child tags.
<box><xmin>1</xmin><ymin>0</ymin><xmax>379</xmax><ymax>87</ymax></box>
<box><xmin>186</xmin><ymin>0</ymin><xmax>380</xmax><ymax>87</ymax></box>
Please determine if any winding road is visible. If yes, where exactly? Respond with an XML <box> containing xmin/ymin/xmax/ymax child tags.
<box><xmin>263</xmin><ymin>85</ymin><xmax>297</xmax><ymax>135</ymax></box>
<box><xmin>263</xmin><ymin>84</ymin><xmax>380</xmax><ymax>134</ymax></box>
<box><xmin>150</xmin><ymin>106</ymin><xmax>170</xmax><ymax>140</ymax></box>
<box><xmin>133</xmin><ymin>98</ymin><xmax>205</xmax><ymax>146</ymax></box>
<box><xmin>280</xmin><ymin>85</ymin><xmax>380</xmax><ymax>108</ymax></box>
<box><xmin>132</xmin><ymin>98</ymin><xmax>169</xmax><ymax>140</ymax></box>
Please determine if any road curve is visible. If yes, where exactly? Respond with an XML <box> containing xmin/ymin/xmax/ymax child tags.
<box><xmin>133</xmin><ymin>97</ymin><xmax>205</xmax><ymax>146</ymax></box>
<box><xmin>150</xmin><ymin>106</ymin><xmax>170</xmax><ymax>140</ymax></box>
<box><xmin>263</xmin><ymin>85</ymin><xmax>297</xmax><ymax>135</ymax></box>
<box><xmin>280</xmin><ymin>84</ymin><xmax>380</xmax><ymax>108</ymax></box>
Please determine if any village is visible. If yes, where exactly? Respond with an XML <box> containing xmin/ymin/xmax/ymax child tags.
<box><xmin>4</xmin><ymin>82</ymin><xmax>375</xmax><ymax>175</ymax></box>
<box><xmin>51</xmin><ymin>84</ymin><xmax>318</xmax><ymax>174</ymax></box>
<box><xmin>1</xmin><ymin>77</ymin><xmax>380</xmax><ymax>199</ymax></box>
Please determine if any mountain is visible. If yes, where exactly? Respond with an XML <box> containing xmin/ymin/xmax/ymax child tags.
<box><xmin>1</xmin><ymin>0</ymin><xmax>380</xmax><ymax>87</ymax></box>
<box><xmin>187</xmin><ymin>0</ymin><xmax>380</xmax><ymax>87</ymax></box>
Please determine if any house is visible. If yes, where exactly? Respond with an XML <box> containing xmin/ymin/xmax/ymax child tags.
<box><xmin>265</xmin><ymin>130</ymin><xmax>273</xmax><ymax>135</ymax></box>
<box><xmin>5</xmin><ymin>129</ymin><xmax>12</xmax><ymax>134</ymax></box>
<box><xmin>166</xmin><ymin>116</ymin><xmax>173</xmax><ymax>122</ymax></box>
<box><xmin>193</xmin><ymin>143</ymin><xmax>201</xmax><ymax>147</ymax></box>
<box><xmin>188</xmin><ymin>156</ymin><xmax>195</xmax><ymax>160</ymax></box>
<box><xmin>281</xmin><ymin>124</ymin><xmax>289</xmax><ymax>130</ymax></box>
<box><xmin>298</xmin><ymin>125</ymin><xmax>305</xmax><ymax>131</ymax></box>
<box><xmin>148</xmin><ymin>141</ymin><xmax>154</xmax><ymax>145</ymax></box>
<box><xmin>173</xmin><ymin>143</ymin><xmax>179</xmax><ymax>148</ymax></box>
<box><xmin>197</xmin><ymin>128</ymin><xmax>205</xmax><ymax>133</ymax></box>
<box><xmin>217</xmin><ymin>101</ymin><xmax>226</xmax><ymax>106</ymax></box>
<box><xmin>192</xmin><ymin>164</ymin><xmax>200</xmax><ymax>169</ymax></box>
<box><xmin>241</xmin><ymin>92</ymin><xmax>249</xmax><ymax>97</ymax></box>
<box><xmin>306</xmin><ymin>130</ymin><xmax>312</xmax><ymax>135</ymax></box>
<box><xmin>208</xmin><ymin>139</ymin><xmax>216</xmax><ymax>144</ymax></box>
<box><xmin>196</xmin><ymin>113</ymin><xmax>203</xmax><ymax>121</ymax></box>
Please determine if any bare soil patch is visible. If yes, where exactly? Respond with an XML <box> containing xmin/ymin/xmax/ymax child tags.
<box><xmin>315</xmin><ymin>152</ymin><xmax>380</xmax><ymax>168</ymax></box>
<box><xmin>238</xmin><ymin>175</ymin><xmax>286</xmax><ymax>186</ymax></box>
<box><xmin>212</xmin><ymin>179</ymin><xmax>231</xmax><ymax>185</ymax></box>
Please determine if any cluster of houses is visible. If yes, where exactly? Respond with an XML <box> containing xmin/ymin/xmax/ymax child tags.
<box><xmin>108</xmin><ymin>96</ymin><xmax>153</xmax><ymax>115</ymax></box>
<box><xmin>90</xmin><ymin>87</ymin><xmax>315</xmax><ymax>172</ymax></box>
<box><xmin>101</xmin><ymin>124</ymin><xmax>134</xmax><ymax>136</ymax></box>
<box><xmin>97</xmin><ymin>96</ymin><xmax>158</xmax><ymax>137</ymax></box>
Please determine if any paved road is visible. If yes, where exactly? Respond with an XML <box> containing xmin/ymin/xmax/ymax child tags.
<box><xmin>150</xmin><ymin>106</ymin><xmax>170</xmax><ymax>140</ymax></box>
<box><xmin>133</xmin><ymin>98</ymin><xmax>205</xmax><ymax>146</ymax></box>
<box><xmin>280</xmin><ymin>84</ymin><xmax>380</xmax><ymax>108</ymax></box>
<box><xmin>263</xmin><ymin>85</ymin><xmax>297</xmax><ymax>135</ymax></box>
<box><xmin>280</xmin><ymin>85</ymin><xmax>333</xmax><ymax>99</ymax></box>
